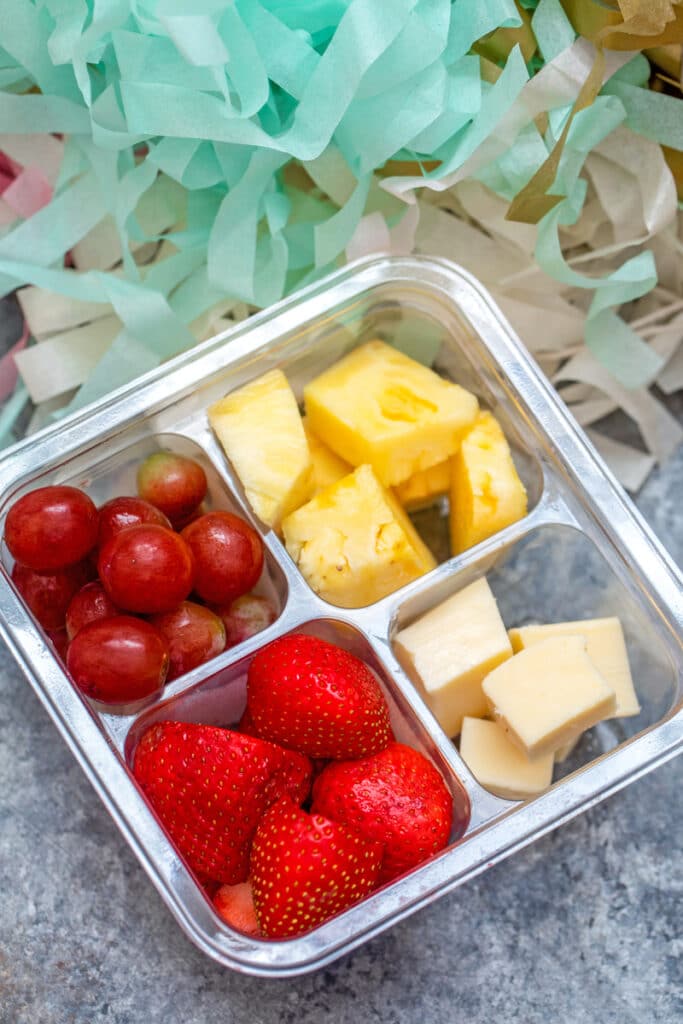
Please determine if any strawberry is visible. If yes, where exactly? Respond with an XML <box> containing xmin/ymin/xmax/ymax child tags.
<box><xmin>236</xmin><ymin>705</ymin><xmax>257</xmax><ymax>735</ymax></box>
<box><xmin>132</xmin><ymin>721</ymin><xmax>311</xmax><ymax>885</ymax></box>
<box><xmin>311</xmin><ymin>742</ymin><xmax>456</xmax><ymax>884</ymax></box>
<box><xmin>246</xmin><ymin>633</ymin><xmax>392</xmax><ymax>759</ymax></box>
<box><xmin>213</xmin><ymin>881</ymin><xmax>260</xmax><ymax>937</ymax></box>
<box><xmin>250</xmin><ymin>796</ymin><xmax>383</xmax><ymax>938</ymax></box>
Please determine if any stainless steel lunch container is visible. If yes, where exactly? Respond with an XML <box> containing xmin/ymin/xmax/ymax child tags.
<box><xmin>0</xmin><ymin>256</ymin><xmax>680</xmax><ymax>977</ymax></box>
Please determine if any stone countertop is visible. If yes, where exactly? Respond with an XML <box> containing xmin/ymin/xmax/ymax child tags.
<box><xmin>0</xmin><ymin>344</ymin><xmax>680</xmax><ymax>1022</ymax></box>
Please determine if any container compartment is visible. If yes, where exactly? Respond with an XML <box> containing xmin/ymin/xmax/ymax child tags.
<box><xmin>124</xmin><ymin>617</ymin><xmax>470</xmax><ymax>825</ymax></box>
<box><xmin>391</xmin><ymin>523</ymin><xmax>679</xmax><ymax>788</ymax></box>
<box><xmin>0</xmin><ymin>432</ymin><xmax>288</xmax><ymax>712</ymax></box>
<box><xmin>121</xmin><ymin>618</ymin><xmax>471</xmax><ymax>940</ymax></box>
<box><xmin>195</xmin><ymin>290</ymin><xmax>544</xmax><ymax>603</ymax></box>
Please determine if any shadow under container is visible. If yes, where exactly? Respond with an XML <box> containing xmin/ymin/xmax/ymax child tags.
<box><xmin>0</xmin><ymin>255</ymin><xmax>679</xmax><ymax>977</ymax></box>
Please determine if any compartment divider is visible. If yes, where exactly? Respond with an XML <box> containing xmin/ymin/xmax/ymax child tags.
<box><xmin>100</xmin><ymin>582</ymin><xmax>326</xmax><ymax>754</ymax></box>
<box><xmin>361</xmin><ymin>631</ymin><xmax>514</xmax><ymax>833</ymax></box>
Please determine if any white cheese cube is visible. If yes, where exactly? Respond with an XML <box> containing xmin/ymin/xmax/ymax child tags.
<box><xmin>459</xmin><ymin>717</ymin><xmax>554</xmax><ymax>801</ymax></box>
<box><xmin>395</xmin><ymin>577</ymin><xmax>512</xmax><ymax>737</ymax></box>
<box><xmin>482</xmin><ymin>635</ymin><xmax>617</xmax><ymax>759</ymax></box>
<box><xmin>554</xmin><ymin>736</ymin><xmax>580</xmax><ymax>763</ymax></box>
<box><xmin>508</xmin><ymin>617</ymin><xmax>639</xmax><ymax>718</ymax></box>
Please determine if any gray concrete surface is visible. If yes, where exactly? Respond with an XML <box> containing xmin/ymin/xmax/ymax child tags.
<box><xmin>0</xmin><ymin>299</ymin><xmax>680</xmax><ymax>1022</ymax></box>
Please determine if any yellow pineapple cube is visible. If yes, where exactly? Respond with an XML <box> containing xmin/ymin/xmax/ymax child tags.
<box><xmin>208</xmin><ymin>369</ymin><xmax>313</xmax><ymax>530</ymax></box>
<box><xmin>394</xmin><ymin>459</ymin><xmax>451</xmax><ymax>510</ymax></box>
<box><xmin>450</xmin><ymin>412</ymin><xmax>527</xmax><ymax>555</ymax></box>
<box><xmin>302</xmin><ymin>418</ymin><xmax>352</xmax><ymax>493</ymax></box>
<box><xmin>282</xmin><ymin>464</ymin><xmax>436</xmax><ymax>608</ymax></box>
<box><xmin>304</xmin><ymin>340</ymin><xmax>479</xmax><ymax>487</ymax></box>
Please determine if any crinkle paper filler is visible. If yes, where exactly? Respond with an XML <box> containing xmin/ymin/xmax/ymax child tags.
<box><xmin>0</xmin><ymin>0</ymin><xmax>682</xmax><ymax>488</ymax></box>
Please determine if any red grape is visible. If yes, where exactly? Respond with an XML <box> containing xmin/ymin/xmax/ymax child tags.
<box><xmin>66</xmin><ymin>581</ymin><xmax>120</xmax><ymax>641</ymax></box>
<box><xmin>217</xmin><ymin>594</ymin><xmax>277</xmax><ymax>649</ymax></box>
<box><xmin>172</xmin><ymin>501</ymin><xmax>208</xmax><ymax>532</ymax></box>
<box><xmin>46</xmin><ymin>629</ymin><xmax>69</xmax><ymax>662</ymax></box>
<box><xmin>181</xmin><ymin>512</ymin><xmax>263</xmax><ymax>604</ymax></box>
<box><xmin>137</xmin><ymin>452</ymin><xmax>207</xmax><ymax>527</ymax></box>
<box><xmin>98</xmin><ymin>524</ymin><xmax>194</xmax><ymax>614</ymax></box>
<box><xmin>149</xmin><ymin>601</ymin><xmax>226</xmax><ymax>680</ymax></box>
<box><xmin>67</xmin><ymin>616</ymin><xmax>169</xmax><ymax>704</ymax></box>
<box><xmin>5</xmin><ymin>485</ymin><xmax>98</xmax><ymax>571</ymax></box>
<box><xmin>98</xmin><ymin>496</ymin><xmax>171</xmax><ymax>548</ymax></box>
<box><xmin>12</xmin><ymin>560</ymin><xmax>93</xmax><ymax>630</ymax></box>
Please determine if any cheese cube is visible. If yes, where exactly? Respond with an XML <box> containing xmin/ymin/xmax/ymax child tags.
<box><xmin>460</xmin><ymin>717</ymin><xmax>554</xmax><ymax>801</ymax></box>
<box><xmin>282</xmin><ymin>464</ymin><xmax>436</xmax><ymax>608</ymax></box>
<box><xmin>208</xmin><ymin>369</ymin><xmax>313</xmax><ymax>530</ymax></box>
<box><xmin>554</xmin><ymin>736</ymin><xmax>579</xmax><ymax>763</ymax></box>
<box><xmin>302</xmin><ymin>418</ymin><xmax>352</xmax><ymax>493</ymax></box>
<box><xmin>394</xmin><ymin>577</ymin><xmax>513</xmax><ymax>737</ymax></box>
<box><xmin>450</xmin><ymin>411</ymin><xmax>527</xmax><ymax>555</ymax></box>
<box><xmin>304</xmin><ymin>340</ymin><xmax>479</xmax><ymax>487</ymax></box>
<box><xmin>483</xmin><ymin>636</ymin><xmax>617</xmax><ymax>759</ymax></box>
<box><xmin>508</xmin><ymin>617</ymin><xmax>639</xmax><ymax>718</ymax></box>
<box><xmin>394</xmin><ymin>459</ymin><xmax>451</xmax><ymax>510</ymax></box>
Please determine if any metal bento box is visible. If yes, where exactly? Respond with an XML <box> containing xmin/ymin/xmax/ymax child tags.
<box><xmin>0</xmin><ymin>255</ymin><xmax>680</xmax><ymax>977</ymax></box>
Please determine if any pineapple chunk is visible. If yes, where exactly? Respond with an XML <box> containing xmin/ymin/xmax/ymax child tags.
<box><xmin>394</xmin><ymin>459</ymin><xmax>451</xmax><ymax>510</ymax></box>
<box><xmin>208</xmin><ymin>369</ymin><xmax>313</xmax><ymax>530</ymax></box>
<box><xmin>450</xmin><ymin>411</ymin><xmax>527</xmax><ymax>556</ymax></box>
<box><xmin>304</xmin><ymin>340</ymin><xmax>479</xmax><ymax>487</ymax></box>
<box><xmin>282</xmin><ymin>464</ymin><xmax>436</xmax><ymax>608</ymax></box>
<box><xmin>302</xmin><ymin>418</ymin><xmax>352</xmax><ymax>493</ymax></box>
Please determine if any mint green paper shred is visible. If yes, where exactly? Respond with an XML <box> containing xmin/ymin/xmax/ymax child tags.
<box><xmin>602</xmin><ymin>81</ymin><xmax>683</xmax><ymax>152</ymax></box>
<box><xmin>531</xmin><ymin>0</ymin><xmax>575</xmax><ymax>63</ymax></box>
<box><xmin>0</xmin><ymin>0</ymin><xmax>681</xmax><ymax>433</ymax></box>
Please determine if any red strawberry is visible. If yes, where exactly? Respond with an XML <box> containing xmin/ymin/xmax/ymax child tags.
<box><xmin>237</xmin><ymin>705</ymin><xmax>257</xmax><ymax>735</ymax></box>
<box><xmin>310</xmin><ymin>757</ymin><xmax>330</xmax><ymax>784</ymax></box>
<box><xmin>213</xmin><ymin>881</ymin><xmax>260</xmax><ymax>936</ymax></box>
<box><xmin>250</xmin><ymin>796</ymin><xmax>383</xmax><ymax>938</ymax></box>
<box><xmin>311</xmin><ymin>742</ymin><xmax>459</xmax><ymax>884</ymax></box>
<box><xmin>133</xmin><ymin>721</ymin><xmax>311</xmax><ymax>885</ymax></box>
<box><xmin>246</xmin><ymin>633</ymin><xmax>392</xmax><ymax>759</ymax></box>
